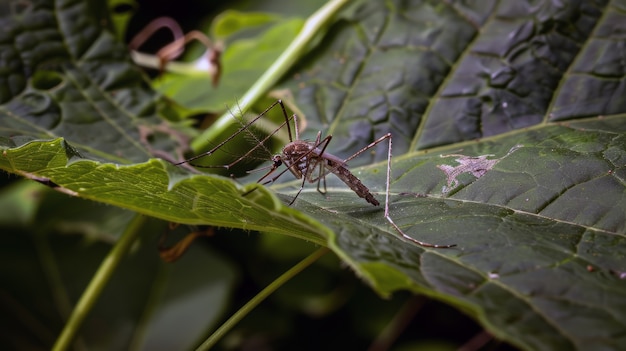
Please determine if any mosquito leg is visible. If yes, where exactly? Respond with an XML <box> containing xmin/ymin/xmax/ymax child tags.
<box><xmin>319</xmin><ymin>133</ymin><xmax>392</xmax><ymax>179</ymax></box>
<box><xmin>307</xmin><ymin>133</ymin><xmax>333</xmax><ymax>187</ymax></box>
<box><xmin>317</xmin><ymin>167</ymin><xmax>327</xmax><ymax>195</ymax></box>
<box><xmin>343</xmin><ymin>133</ymin><xmax>392</xmax><ymax>164</ymax></box>
<box><xmin>313</xmin><ymin>157</ymin><xmax>328</xmax><ymax>195</ymax></box>
<box><xmin>307</xmin><ymin>131</ymin><xmax>326</xmax><ymax>195</ymax></box>
<box><xmin>292</xmin><ymin>113</ymin><xmax>299</xmax><ymax>141</ymax></box>
<box><xmin>175</xmin><ymin>99</ymin><xmax>290</xmax><ymax>167</ymax></box>
<box><xmin>289</xmin><ymin>176</ymin><xmax>308</xmax><ymax>205</ymax></box>
<box><xmin>320</xmin><ymin>132</ymin><xmax>454</xmax><ymax>247</ymax></box>
<box><xmin>381</xmin><ymin>133</ymin><xmax>456</xmax><ymax>248</ymax></box>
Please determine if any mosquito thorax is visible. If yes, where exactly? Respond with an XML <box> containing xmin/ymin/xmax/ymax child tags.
<box><xmin>283</xmin><ymin>141</ymin><xmax>315</xmax><ymax>158</ymax></box>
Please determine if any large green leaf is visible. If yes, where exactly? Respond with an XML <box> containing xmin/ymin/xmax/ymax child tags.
<box><xmin>0</xmin><ymin>0</ymin><xmax>237</xmax><ymax>349</ymax></box>
<box><xmin>275</xmin><ymin>1</ymin><xmax>626</xmax><ymax>350</ymax></box>
<box><xmin>1</xmin><ymin>0</ymin><xmax>626</xmax><ymax>350</ymax></box>
<box><xmin>0</xmin><ymin>0</ymin><xmax>182</xmax><ymax>163</ymax></box>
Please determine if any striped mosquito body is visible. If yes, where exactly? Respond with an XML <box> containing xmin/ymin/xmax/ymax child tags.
<box><xmin>175</xmin><ymin>100</ymin><xmax>455</xmax><ymax>248</ymax></box>
<box><xmin>319</xmin><ymin>154</ymin><xmax>379</xmax><ymax>206</ymax></box>
<box><xmin>277</xmin><ymin>139</ymin><xmax>379</xmax><ymax>206</ymax></box>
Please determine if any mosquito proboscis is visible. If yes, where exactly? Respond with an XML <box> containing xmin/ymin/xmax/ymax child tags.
<box><xmin>175</xmin><ymin>100</ymin><xmax>456</xmax><ymax>248</ymax></box>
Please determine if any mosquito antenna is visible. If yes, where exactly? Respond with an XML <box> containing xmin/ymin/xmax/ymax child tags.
<box><xmin>174</xmin><ymin>100</ymin><xmax>289</xmax><ymax>166</ymax></box>
<box><xmin>227</xmin><ymin>113</ymin><xmax>294</xmax><ymax>169</ymax></box>
<box><xmin>245</xmin><ymin>162</ymin><xmax>277</xmax><ymax>174</ymax></box>
<box><xmin>229</xmin><ymin>101</ymin><xmax>275</xmax><ymax>160</ymax></box>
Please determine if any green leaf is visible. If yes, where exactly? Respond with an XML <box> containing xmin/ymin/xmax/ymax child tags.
<box><xmin>0</xmin><ymin>180</ymin><xmax>238</xmax><ymax>349</ymax></box>
<box><xmin>1</xmin><ymin>138</ymin><xmax>328</xmax><ymax>245</ymax></box>
<box><xmin>2</xmin><ymin>0</ymin><xmax>626</xmax><ymax>350</ymax></box>
<box><xmin>2</xmin><ymin>220</ymin><xmax>237</xmax><ymax>349</ymax></box>
<box><xmin>272</xmin><ymin>1</ymin><xmax>626</xmax><ymax>349</ymax></box>
<box><xmin>0</xmin><ymin>1</ymin><xmax>237</xmax><ymax>349</ymax></box>
<box><xmin>0</xmin><ymin>0</ymin><xmax>181</xmax><ymax>163</ymax></box>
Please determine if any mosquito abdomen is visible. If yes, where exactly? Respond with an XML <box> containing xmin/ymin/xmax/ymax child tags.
<box><xmin>327</xmin><ymin>160</ymin><xmax>379</xmax><ymax>206</ymax></box>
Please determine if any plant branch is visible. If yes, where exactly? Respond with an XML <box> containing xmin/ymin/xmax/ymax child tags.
<box><xmin>195</xmin><ymin>246</ymin><xmax>329</xmax><ymax>350</ymax></box>
<box><xmin>52</xmin><ymin>215</ymin><xmax>148</xmax><ymax>351</ymax></box>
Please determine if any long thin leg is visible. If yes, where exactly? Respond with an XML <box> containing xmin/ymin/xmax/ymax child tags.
<box><xmin>175</xmin><ymin>100</ymin><xmax>296</xmax><ymax>170</ymax></box>
<box><xmin>290</xmin><ymin>176</ymin><xmax>309</xmax><ymax>205</ymax></box>
<box><xmin>381</xmin><ymin>133</ymin><xmax>456</xmax><ymax>248</ymax></box>
<box><xmin>283</xmin><ymin>131</ymin><xmax>455</xmax><ymax>248</ymax></box>
<box><xmin>311</xmin><ymin>132</ymin><xmax>329</xmax><ymax>195</ymax></box>
<box><xmin>315</xmin><ymin>161</ymin><xmax>327</xmax><ymax>195</ymax></box>
<box><xmin>314</xmin><ymin>133</ymin><xmax>393</xmax><ymax>181</ymax></box>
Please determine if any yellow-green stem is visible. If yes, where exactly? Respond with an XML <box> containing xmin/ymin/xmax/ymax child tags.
<box><xmin>52</xmin><ymin>214</ymin><xmax>148</xmax><ymax>351</ymax></box>
<box><xmin>195</xmin><ymin>247</ymin><xmax>329</xmax><ymax>350</ymax></box>
<box><xmin>190</xmin><ymin>0</ymin><xmax>351</xmax><ymax>153</ymax></box>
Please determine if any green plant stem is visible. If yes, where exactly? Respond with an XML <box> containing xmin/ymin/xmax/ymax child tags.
<box><xmin>368</xmin><ymin>296</ymin><xmax>426</xmax><ymax>351</ymax></box>
<box><xmin>190</xmin><ymin>0</ymin><xmax>351</xmax><ymax>153</ymax></box>
<box><xmin>195</xmin><ymin>246</ymin><xmax>329</xmax><ymax>351</ymax></box>
<box><xmin>52</xmin><ymin>214</ymin><xmax>148</xmax><ymax>351</ymax></box>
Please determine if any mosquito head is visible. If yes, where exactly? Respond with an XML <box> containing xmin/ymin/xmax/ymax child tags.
<box><xmin>271</xmin><ymin>155</ymin><xmax>282</xmax><ymax>168</ymax></box>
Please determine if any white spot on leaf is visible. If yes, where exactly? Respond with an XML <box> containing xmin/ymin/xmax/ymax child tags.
<box><xmin>437</xmin><ymin>145</ymin><xmax>523</xmax><ymax>194</ymax></box>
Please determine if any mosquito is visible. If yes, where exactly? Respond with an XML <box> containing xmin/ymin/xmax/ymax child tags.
<box><xmin>175</xmin><ymin>100</ymin><xmax>456</xmax><ymax>248</ymax></box>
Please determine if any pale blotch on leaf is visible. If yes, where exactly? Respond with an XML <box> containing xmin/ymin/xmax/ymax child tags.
<box><xmin>437</xmin><ymin>145</ymin><xmax>523</xmax><ymax>194</ymax></box>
